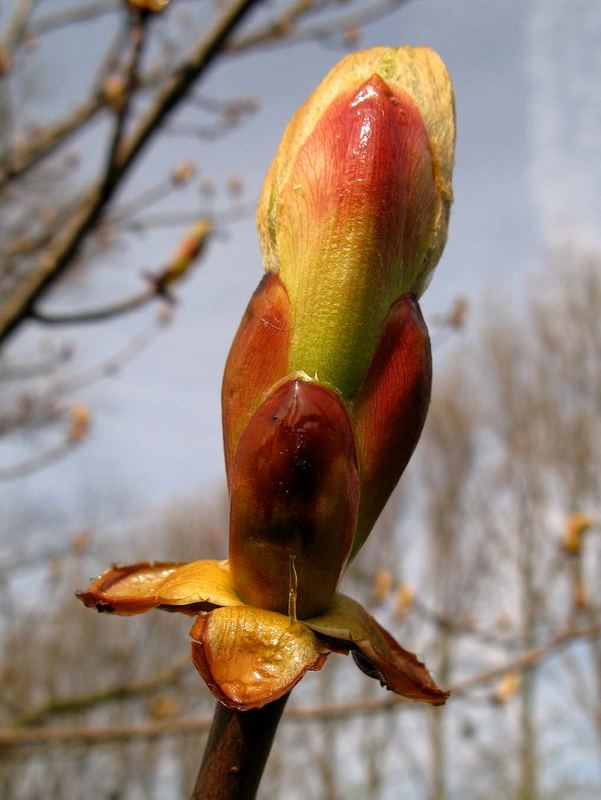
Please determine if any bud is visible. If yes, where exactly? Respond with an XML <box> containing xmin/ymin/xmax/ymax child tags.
<box><xmin>229</xmin><ymin>378</ymin><xmax>359</xmax><ymax>618</ymax></box>
<box><xmin>78</xmin><ymin>46</ymin><xmax>453</xmax><ymax>714</ymax></box>
<box><xmin>257</xmin><ymin>45</ymin><xmax>455</xmax><ymax>398</ymax></box>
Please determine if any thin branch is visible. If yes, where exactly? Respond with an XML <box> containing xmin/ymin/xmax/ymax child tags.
<box><xmin>0</xmin><ymin>346</ymin><xmax>73</xmax><ymax>381</ymax></box>
<box><xmin>0</xmin><ymin>622</ymin><xmax>597</xmax><ymax>748</ymax></box>
<box><xmin>30</xmin><ymin>217</ymin><xmax>212</xmax><ymax>325</ymax></box>
<box><xmin>228</xmin><ymin>0</ymin><xmax>411</xmax><ymax>54</ymax></box>
<box><xmin>16</xmin><ymin>654</ymin><xmax>190</xmax><ymax>727</ymax></box>
<box><xmin>100</xmin><ymin>9</ymin><xmax>150</xmax><ymax>192</ymax></box>
<box><xmin>0</xmin><ymin>436</ymin><xmax>80</xmax><ymax>481</ymax></box>
<box><xmin>0</xmin><ymin>61</ymin><xmax>167</xmax><ymax>192</ymax></box>
<box><xmin>29</xmin><ymin>284</ymin><xmax>167</xmax><ymax>325</ymax></box>
<box><xmin>26</xmin><ymin>1</ymin><xmax>119</xmax><ymax>38</ymax></box>
<box><xmin>119</xmin><ymin>202</ymin><xmax>255</xmax><ymax>231</ymax></box>
<box><xmin>0</xmin><ymin>0</ymin><xmax>262</xmax><ymax>349</ymax></box>
<box><xmin>0</xmin><ymin>0</ymin><xmax>36</xmax><ymax>73</ymax></box>
<box><xmin>193</xmin><ymin>695</ymin><xmax>289</xmax><ymax>800</ymax></box>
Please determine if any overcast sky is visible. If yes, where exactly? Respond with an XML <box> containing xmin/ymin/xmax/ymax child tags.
<box><xmin>1</xmin><ymin>0</ymin><xmax>600</xmax><ymax>547</ymax></box>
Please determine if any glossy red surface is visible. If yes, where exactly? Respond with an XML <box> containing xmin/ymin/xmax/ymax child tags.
<box><xmin>229</xmin><ymin>378</ymin><xmax>359</xmax><ymax>618</ymax></box>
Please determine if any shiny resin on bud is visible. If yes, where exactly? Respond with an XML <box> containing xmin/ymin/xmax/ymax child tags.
<box><xmin>351</xmin><ymin>295</ymin><xmax>432</xmax><ymax>557</ymax></box>
<box><xmin>258</xmin><ymin>45</ymin><xmax>455</xmax><ymax>400</ymax></box>
<box><xmin>222</xmin><ymin>273</ymin><xmax>291</xmax><ymax>487</ymax></box>
<box><xmin>266</xmin><ymin>76</ymin><xmax>435</xmax><ymax>399</ymax></box>
<box><xmin>229</xmin><ymin>378</ymin><xmax>359</xmax><ymax>619</ymax></box>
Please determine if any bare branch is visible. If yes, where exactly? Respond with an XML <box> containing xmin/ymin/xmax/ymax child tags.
<box><xmin>100</xmin><ymin>9</ymin><xmax>150</xmax><ymax>192</ymax></box>
<box><xmin>0</xmin><ymin>0</ymin><xmax>262</xmax><ymax>349</ymax></box>
<box><xmin>0</xmin><ymin>622</ymin><xmax>597</xmax><ymax>748</ymax></box>
<box><xmin>0</xmin><ymin>0</ymin><xmax>36</xmax><ymax>74</ymax></box>
<box><xmin>0</xmin><ymin>436</ymin><xmax>80</xmax><ymax>481</ymax></box>
<box><xmin>16</xmin><ymin>654</ymin><xmax>190</xmax><ymax>727</ymax></box>
<box><xmin>29</xmin><ymin>284</ymin><xmax>167</xmax><ymax>325</ymax></box>
<box><xmin>27</xmin><ymin>1</ymin><xmax>119</xmax><ymax>38</ymax></box>
<box><xmin>228</xmin><ymin>0</ymin><xmax>412</xmax><ymax>54</ymax></box>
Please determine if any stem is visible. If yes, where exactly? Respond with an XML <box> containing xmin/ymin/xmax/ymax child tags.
<box><xmin>192</xmin><ymin>694</ymin><xmax>289</xmax><ymax>800</ymax></box>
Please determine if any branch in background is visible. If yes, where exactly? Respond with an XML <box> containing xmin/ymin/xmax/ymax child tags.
<box><xmin>0</xmin><ymin>0</ymin><xmax>399</xmax><ymax>193</ymax></box>
<box><xmin>119</xmin><ymin>201</ymin><xmax>256</xmax><ymax>232</ymax></box>
<box><xmin>0</xmin><ymin>404</ymin><xmax>90</xmax><ymax>481</ymax></box>
<box><xmin>0</xmin><ymin>0</ymin><xmax>36</xmax><ymax>74</ymax></box>
<box><xmin>100</xmin><ymin>8</ymin><xmax>150</xmax><ymax>192</ymax></box>
<box><xmin>0</xmin><ymin>0</ymin><xmax>261</xmax><ymax>349</ymax></box>
<box><xmin>228</xmin><ymin>0</ymin><xmax>412</xmax><ymax>54</ymax></box>
<box><xmin>29</xmin><ymin>218</ymin><xmax>212</xmax><ymax>325</ymax></box>
<box><xmin>0</xmin><ymin>345</ymin><xmax>73</xmax><ymax>382</ymax></box>
<box><xmin>0</xmin><ymin>61</ymin><xmax>168</xmax><ymax>192</ymax></box>
<box><xmin>29</xmin><ymin>285</ymin><xmax>169</xmax><ymax>326</ymax></box>
<box><xmin>0</xmin><ymin>622</ymin><xmax>597</xmax><ymax>748</ymax></box>
<box><xmin>16</xmin><ymin>653</ymin><xmax>190</xmax><ymax>727</ymax></box>
<box><xmin>26</xmin><ymin>1</ymin><xmax>119</xmax><ymax>38</ymax></box>
<box><xmin>0</xmin><ymin>319</ymin><xmax>164</xmax><ymax>443</ymax></box>
<box><xmin>0</xmin><ymin>531</ymin><xmax>94</xmax><ymax>578</ymax></box>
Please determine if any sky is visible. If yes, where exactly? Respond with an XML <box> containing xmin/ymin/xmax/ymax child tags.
<box><xmin>1</xmin><ymin>0</ymin><xmax>600</xmax><ymax>549</ymax></box>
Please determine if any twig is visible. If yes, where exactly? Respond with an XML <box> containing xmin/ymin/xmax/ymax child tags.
<box><xmin>228</xmin><ymin>0</ymin><xmax>411</xmax><ymax>54</ymax></box>
<box><xmin>0</xmin><ymin>437</ymin><xmax>80</xmax><ymax>481</ymax></box>
<box><xmin>27</xmin><ymin>1</ymin><xmax>119</xmax><ymax>38</ymax></box>
<box><xmin>30</xmin><ymin>284</ymin><xmax>166</xmax><ymax>326</ymax></box>
<box><xmin>0</xmin><ymin>0</ymin><xmax>36</xmax><ymax>74</ymax></box>
<box><xmin>0</xmin><ymin>622</ymin><xmax>597</xmax><ymax>748</ymax></box>
<box><xmin>0</xmin><ymin>0</ymin><xmax>262</xmax><ymax>349</ymax></box>
<box><xmin>0</xmin><ymin>63</ymin><xmax>166</xmax><ymax>192</ymax></box>
<box><xmin>100</xmin><ymin>9</ymin><xmax>150</xmax><ymax>192</ymax></box>
<box><xmin>193</xmin><ymin>695</ymin><xmax>289</xmax><ymax>800</ymax></box>
<box><xmin>119</xmin><ymin>202</ymin><xmax>255</xmax><ymax>231</ymax></box>
<box><xmin>16</xmin><ymin>654</ymin><xmax>190</xmax><ymax>727</ymax></box>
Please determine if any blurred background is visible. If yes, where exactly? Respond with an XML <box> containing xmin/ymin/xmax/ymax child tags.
<box><xmin>0</xmin><ymin>0</ymin><xmax>600</xmax><ymax>797</ymax></box>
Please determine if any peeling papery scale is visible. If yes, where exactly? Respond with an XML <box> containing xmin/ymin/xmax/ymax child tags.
<box><xmin>77</xmin><ymin>561</ymin><xmax>447</xmax><ymax>706</ymax></box>
<box><xmin>306</xmin><ymin>594</ymin><xmax>448</xmax><ymax>706</ymax></box>
<box><xmin>76</xmin><ymin>560</ymin><xmax>241</xmax><ymax>615</ymax></box>
<box><xmin>190</xmin><ymin>606</ymin><xmax>328</xmax><ymax>710</ymax></box>
<box><xmin>229</xmin><ymin>378</ymin><xmax>359</xmax><ymax>618</ymax></box>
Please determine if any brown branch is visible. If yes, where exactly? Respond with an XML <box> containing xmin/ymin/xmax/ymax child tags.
<box><xmin>0</xmin><ymin>622</ymin><xmax>597</xmax><ymax>748</ymax></box>
<box><xmin>30</xmin><ymin>217</ymin><xmax>212</xmax><ymax>325</ymax></box>
<box><xmin>193</xmin><ymin>695</ymin><xmax>289</xmax><ymax>800</ymax></box>
<box><xmin>0</xmin><ymin>0</ymin><xmax>262</xmax><ymax>350</ymax></box>
<box><xmin>0</xmin><ymin>61</ymin><xmax>167</xmax><ymax>192</ymax></box>
<box><xmin>227</xmin><ymin>0</ymin><xmax>336</xmax><ymax>53</ymax></box>
<box><xmin>26</xmin><ymin>1</ymin><xmax>119</xmax><ymax>38</ymax></box>
<box><xmin>118</xmin><ymin>202</ymin><xmax>255</xmax><ymax>231</ymax></box>
<box><xmin>0</xmin><ymin>94</ymin><xmax>104</xmax><ymax>189</ymax></box>
<box><xmin>228</xmin><ymin>0</ymin><xmax>411</xmax><ymax>54</ymax></box>
<box><xmin>29</xmin><ymin>284</ymin><xmax>167</xmax><ymax>326</ymax></box>
<box><xmin>0</xmin><ymin>437</ymin><xmax>80</xmax><ymax>481</ymax></box>
<box><xmin>16</xmin><ymin>654</ymin><xmax>189</xmax><ymax>727</ymax></box>
<box><xmin>0</xmin><ymin>0</ymin><xmax>35</xmax><ymax>74</ymax></box>
<box><xmin>100</xmin><ymin>9</ymin><xmax>150</xmax><ymax>192</ymax></box>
